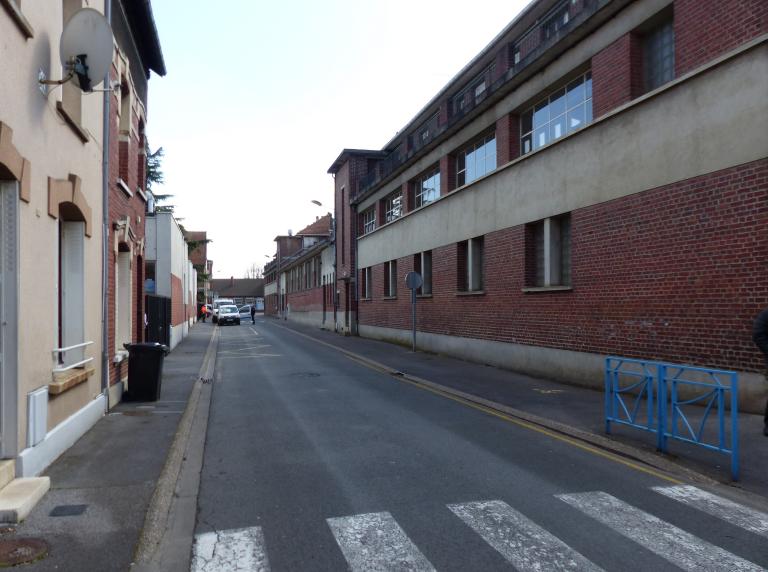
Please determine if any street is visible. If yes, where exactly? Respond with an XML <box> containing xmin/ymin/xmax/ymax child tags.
<box><xmin>190</xmin><ymin>320</ymin><xmax>768</xmax><ymax>571</ymax></box>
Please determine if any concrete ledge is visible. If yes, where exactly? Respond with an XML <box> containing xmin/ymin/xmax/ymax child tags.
<box><xmin>49</xmin><ymin>366</ymin><xmax>95</xmax><ymax>395</ymax></box>
<box><xmin>0</xmin><ymin>477</ymin><xmax>50</xmax><ymax>523</ymax></box>
<box><xmin>107</xmin><ymin>380</ymin><xmax>125</xmax><ymax>410</ymax></box>
<box><xmin>17</xmin><ymin>395</ymin><xmax>106</xmax><ymax>477</ymax></box>
<box><xmin>0</xmin><ymin>460</ymin><xmax>15</xmax><ymax>491</ymax></box>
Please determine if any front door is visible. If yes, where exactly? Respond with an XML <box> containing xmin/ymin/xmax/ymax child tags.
<box><xmin>0</xmin><ymin>181</ymin><xmax>19</xmax><ymax>458</ymax></box>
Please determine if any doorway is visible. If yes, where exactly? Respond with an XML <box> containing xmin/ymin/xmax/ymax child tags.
<box><xmin>0</xmin><ymin>181</ymin><xmax>19</xmax><ymax>458</ymax></box>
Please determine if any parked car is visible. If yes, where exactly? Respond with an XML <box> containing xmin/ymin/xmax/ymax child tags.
<box><xmin>239</xmin><ymin>305</ymin><xmax>252</xmax><ymax>320</ymax></box>
<box><xmin>217</xmin><ymin>305</ymin><xmax>240</xmax><ymax>326</ymax></box>
<box><xmin>212</xmin><ymin>298</ymin><xmax>235</xmax><ymax>323</ymax></box>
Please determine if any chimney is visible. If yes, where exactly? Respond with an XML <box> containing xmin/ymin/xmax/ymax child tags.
<box><xmin>230</xmin><ymin>276</ymin><xmax>234</xmax><ymax>287</ymax></box>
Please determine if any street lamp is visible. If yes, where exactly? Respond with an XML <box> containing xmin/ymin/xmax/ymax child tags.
<box><xmin>311</xmin><ymin>200</ymin><xmax>322</xmax><ymax>207</ymax></box>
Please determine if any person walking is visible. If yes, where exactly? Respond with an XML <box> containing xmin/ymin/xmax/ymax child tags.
<box><xmin>250</xmin><ymin>303</ymin><xmax>257</xmax><ymax>324</ymax></box>
<box><xmin>752</xmin><ymin>307</ymin><xmax>768</xmax><ymax>436</ymax></box>
<box><xmin>200</xmin><ymin>304</ymin><xmax>207</xmax><ymax>323</ymax></box>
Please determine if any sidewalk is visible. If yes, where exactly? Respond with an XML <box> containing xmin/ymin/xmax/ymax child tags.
<box><xmin>268</xmin><ymin>318</ymin><xmax>767</xmax><ymax>499</ymax></box>
<box><xmin>7</xmin><ymin>324</ymin><xmax>213</xmax><ymax>571</ymax></box>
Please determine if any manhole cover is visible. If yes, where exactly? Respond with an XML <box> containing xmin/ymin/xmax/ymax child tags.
<box><xmin>0</xmin><ymin>538</ymin><xmax>48</xmax><ymax>566</ymax></box>
<box><xmin>122</xmin><ymin>410</ymin><xmax>152</xmax><ymax>417</ymax></box>
<box><xmin>50</xmin><ymin>504</ymin><xmax>88</xmax><ymax>517</ymax></box>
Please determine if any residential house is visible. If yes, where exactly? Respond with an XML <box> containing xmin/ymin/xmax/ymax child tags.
<box><xmin>1</xmin><ymin>0</ymin><xmax>108</xmax><ymax>486</ymax></box>
<box><xmin>107</xmin><ymin>0</ymin><xmax>165</xmax><ymax>407</ymax></box>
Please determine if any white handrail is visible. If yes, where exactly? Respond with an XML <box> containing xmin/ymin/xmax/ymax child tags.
<box><xmin>52</xmin><ymin>357</ymin><xmax>94</xmax><ymax>373</ymax></box>
<box><xmin>52</xmin><ymin>340</ymin><xmax>94</xmax><ymax>356</ymax></box>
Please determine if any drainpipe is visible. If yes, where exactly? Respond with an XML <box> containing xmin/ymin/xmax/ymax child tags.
<box><xmin>100</xmin><ymin>0</ymin><xmax>112</xmax><ymax>407</ymax></box>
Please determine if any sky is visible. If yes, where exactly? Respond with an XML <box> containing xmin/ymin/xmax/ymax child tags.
<box><xmin>148</xmin><ymin>0</ymin><xmax>530</xmax><ymax>278</ymax></box>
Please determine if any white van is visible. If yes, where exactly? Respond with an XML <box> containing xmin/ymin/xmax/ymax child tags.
<box><xmin>212</xmin><ymin>298</ymin><xmax>235</xmax><ymax>323</ymax></box>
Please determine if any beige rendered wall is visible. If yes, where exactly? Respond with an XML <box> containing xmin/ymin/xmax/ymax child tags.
<box><xmin>1</xmin><ymin>1</ymin><xmax>106</xmax><ymax>449</ymax></box>
<box><xmin>358</xmin><ymin>41</ymin><xmax>768</xmax><ymax>267</ymax></box>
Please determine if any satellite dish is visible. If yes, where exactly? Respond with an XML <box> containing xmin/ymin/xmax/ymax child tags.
<box><xmin>59</xmin><ymin>8</ymin><xmax>113</xmax><ymax>92</ymax></box>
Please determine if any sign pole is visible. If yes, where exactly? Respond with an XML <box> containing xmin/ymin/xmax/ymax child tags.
<box><xmin>404</xmin><ymin>271</ymin><xmax>423</xmax><ymax>353</ymax></box>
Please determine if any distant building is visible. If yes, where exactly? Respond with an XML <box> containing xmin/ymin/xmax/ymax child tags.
<box><xmin>210</xmin><ymin>278</ymin><xmax>264</xmax><ymax>307</ymax></box>
<box><xmin>145</xmin><ymin>212</ymin><xmax>197</xmax><ymax>350</ymax></box>
<box><xmin>184</xmin><ymin>230</ymin><xmax>212</xmax><ymax>305</ymax></box>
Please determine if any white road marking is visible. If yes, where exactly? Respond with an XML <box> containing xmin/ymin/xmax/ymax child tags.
<box><xmin>557</xmin><ymin>491</ymin><xmax>764</xmax><ymax>571</ymax></box>
<box><xmin>191</xmin><ymin>526</ymin><xmax>270</xmax><ymax>572</ymax></box>
<box><xmin>448</xmin><ymin>500</ymin><xmax>603</xmax><ymax>571</ymax></box>
<box><xmin>249</xmin><ymin>327</ymin><xmax>260</xmax><ymax>336</ymax></box>
<box><xmin>327</xmin><ymin>511</ymin><xmax>435</xmax><ymax>572</ymax></box>
<box><xmin>653</xmin><ymin>485</ymin><xmax>768</xmax><ymax>538</ymax></box>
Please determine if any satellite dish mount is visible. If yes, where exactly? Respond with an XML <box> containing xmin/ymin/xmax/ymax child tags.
<box><xmin>38</xmin><ymin>8</ymin><xmax>113</xmax><ymax>94</ymax></box>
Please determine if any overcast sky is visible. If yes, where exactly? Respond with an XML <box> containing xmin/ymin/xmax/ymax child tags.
<box><xmin>148</xmin><ymin>0</ymin><xmax>530</xmax><ymax>278</ymax></box>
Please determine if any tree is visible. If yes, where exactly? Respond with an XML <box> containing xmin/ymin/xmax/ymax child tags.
<box><xmin>146</xmin><ymin>143</ymin><xmax>174</xmax><ymax>213</ymax></box>
<box><xmin>244</xmin><ymin>263</ymin><xmax>263</xmax><ymax>279</ymax></box>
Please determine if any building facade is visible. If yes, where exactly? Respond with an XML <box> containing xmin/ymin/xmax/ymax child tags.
<box><xmin>329</xmin><ymin>0</ymin><xmax>768</xmax><ymax>411</ymax></box>
<box><xmin>1</xmin><ymin>0</ymin><xmax>110</xmax><ymax>480</ymax></box>
<box><xmin>106</xmin><ymin>0</ymin><xmax>165</xmax><ymax>406</ymax></box>
<box><xmin>145</xmin><ymin>212</ymin><xmax>197</xmax><ymax>351</ymax></box>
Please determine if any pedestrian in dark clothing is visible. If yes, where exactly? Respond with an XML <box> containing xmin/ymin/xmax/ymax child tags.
<box><xmin>250</xmin><ymin>304</ymin><xmax>257</xmax><ymax>324</ymax></box>
<box><xmin>752</xmin><ymin>307</ymin><xmax>768</xmax><ymax>436</ymax></box>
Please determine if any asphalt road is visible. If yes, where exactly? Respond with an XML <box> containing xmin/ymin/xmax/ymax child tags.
<box><xmin>193</xmin><ymin>320</ymin><xmax>768</xmax><ymax>571</ymax></box>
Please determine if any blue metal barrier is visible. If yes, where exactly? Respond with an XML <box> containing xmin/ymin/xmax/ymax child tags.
<box><xmin>604</xmin><ymin>357</ymin><xmax>659</xmax><ymax>435</ymax></box>
<box><xmin>605</xmin><ymin>357</ymin><xmax>740</xmax><ymax>481</ymax></box>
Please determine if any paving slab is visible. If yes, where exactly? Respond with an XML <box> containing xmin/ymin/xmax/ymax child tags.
<box><xmin>11</xmin><ymin>323</ymin><xmax>213</xmax><ymax>571</ymax></box>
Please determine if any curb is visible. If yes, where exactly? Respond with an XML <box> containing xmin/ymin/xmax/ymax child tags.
<box><xmin>131</xmin><ymin>326</ymin><xmax>219</xmax><ymax>570</ymax></box>
<box><xmin>269</xmin><ymin>321</ymin><xmax>722</xmax><ymax>487</ymax></box>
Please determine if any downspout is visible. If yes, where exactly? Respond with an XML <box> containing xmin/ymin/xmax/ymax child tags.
<box><xmin>100</xmin><ymin>0</ymin><xmax>112</xmax><ymax>407</ymax></box>
<box><xmin>352</xmin><ymin>195</ymin><xmax>359</xmax><ymax>336</ymax></box>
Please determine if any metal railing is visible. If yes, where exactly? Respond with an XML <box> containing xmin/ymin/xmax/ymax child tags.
<box><xmin>605</xmin><ymin>357</ymin><xmax>740</xmax><ymax>480</ymax></box>
<box><xmin>52</xmin><ymin>341</ymin><xmax>94</xmax><ymax>373</ymax></box>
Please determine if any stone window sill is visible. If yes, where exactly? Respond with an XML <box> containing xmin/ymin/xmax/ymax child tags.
<box><xmin>383</xmin><ymin>296</ymin><xmax>398</xmax><ymax>300</ymax></box>
<box><xmin>457</xmin><ymin>290</ymin><xmax>485</xmax><ymax>297</ymax></box>
<box><xmin>56</xmin><ymin>102</ymin><xmax>89</xmax><ymax>143</ymax></box>
<box><xmin>416</xmin><ymin>294</ymin><xmax>433</xmax><ymax>299</ymax></box>
<box><xmin>522</xmin><ymin>285</ymin><xmax>573</xmax><ymax>293</ymax></box>
<box><xmin>1</xmin><ymin>0</ymin><xmax>34</xmax><ymax>39</ymax></box>
<box><xmin>117</xmin><ymin>178</ymin><xmax>133</xmax><ymax>197</ymax></box>
<box><xmin>49</xmin><ymin>366</ymin><xmax>95</xmax><ymax>395</ymax></box>
<box><xmin>360</xmin><ymin>297</ymin><xmax>372</xmax><ymax>302</ymax></box>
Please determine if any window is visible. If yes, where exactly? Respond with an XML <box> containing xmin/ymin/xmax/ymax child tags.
<box><xmin>59</xmin><ymin>220</ymin><xmax>86</xmax><ymax>366</ymax></box>
<box><xmin>361</xmin><ymin>208</ymin><xmax>375</xmax><ymax>235</ymax></box>
<box><xmin>527</xmin><ymin>214</ymin><xmax>571</xmax><ymax>287</ymax></box>
<box><xmin>361</xmin><ymin>267</ymin><xmax>372</xmax><ymax>299</ymax></box>
<box><xmin>520</xmin><ymin>71</ymin><xmax>592</xmax><ymax>155</ymax></box>
<box><xmin>457</xmin><ymin>237</ymin><xmax>484</xmax><ymax>292</ymax></box>
<box><xmin>414</xmin><ymin>168</ymin><xmax>440</xmax><ymax>208</ymax></box>
<box><xmin>115</xmin><ymin>248</ymin><xmax>132</xmax><ymax>352</ymax></box>
<box><xmin>384</xmin><ymin>190</ymin><xmax>402</xmax><ymax>223</ymax></box>
<box><xmin>456</xmin><ymin>133</ymin><xmax>496</xmax><ymax>187</ymax></box>
<box><xmin>413</xmin><ymin>251</ymin><xmax>432</xmax><ymax>296</ymax></box>
<box><xmin>383</xmin><ymin>260</ymin><xmax>397</xmax><ymax>298</ymax></box>
<box><xmin>644</xmin><ymin>20</ymin><xmax>674</xmax><ymax>92</ymax></box>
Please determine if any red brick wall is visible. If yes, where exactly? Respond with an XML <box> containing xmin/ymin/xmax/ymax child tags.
<box><xmin>359</xmin><ymin>159</ymin><xmax>768</xmax><ymax>372</ymax></box>
<box><xmin>107</xmin><ymin>65</ymin><xmax>148</xmax><ymax>385</ymax></box>
<box><xmin>496</xmin><ymin>113</ymin><xmax>521</xmax><ymax>166</ymax></box>
<box><xmin>287</xmin><ymin>286</ymin><xmax>324</xmax><ymax>314</ymax></box>
<box><xmin>171</xmin><ymin>274</ymin><xmax>184</xmax><ymax>326</ymax></box>
<box><xmin>674</xmin><ymin>0</ymin><xmax>768</xmax><ymax>77</ymax></box>
<box><xmin>591</xmin><ymin>32</ymin><xmax>643</xmax><ymax>119</ymax></box>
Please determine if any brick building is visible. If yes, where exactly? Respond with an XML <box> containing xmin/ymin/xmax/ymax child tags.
<box><xmin>185</xmin><ymin>229</ymin><xmax>212</xmax><ymax>305</ymax></box>
<box><xmin>329</xmin><ymin>0</ymin><xmax>768</xmax><ymax>410</ymax></box>
<box><xmin>264</xmin><ymin>214</ymin><xmax>334</xmax><ymax>326</ymax></box>
<box><xmin>106</xmin><ymin>0</ymin><xmax>165</xmax><ymax>405</ymax></box>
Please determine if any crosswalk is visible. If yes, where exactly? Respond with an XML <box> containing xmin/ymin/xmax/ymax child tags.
<box><xmin>191</xmin><ymin>485</ymin><xmax>768</xmax><ymax>571</ymax></box>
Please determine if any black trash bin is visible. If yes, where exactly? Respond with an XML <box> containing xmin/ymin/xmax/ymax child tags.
<box><xmin>124</xmin><ymin>342</ymin><xmax>169</xmax><ymax>401</ymax></box>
